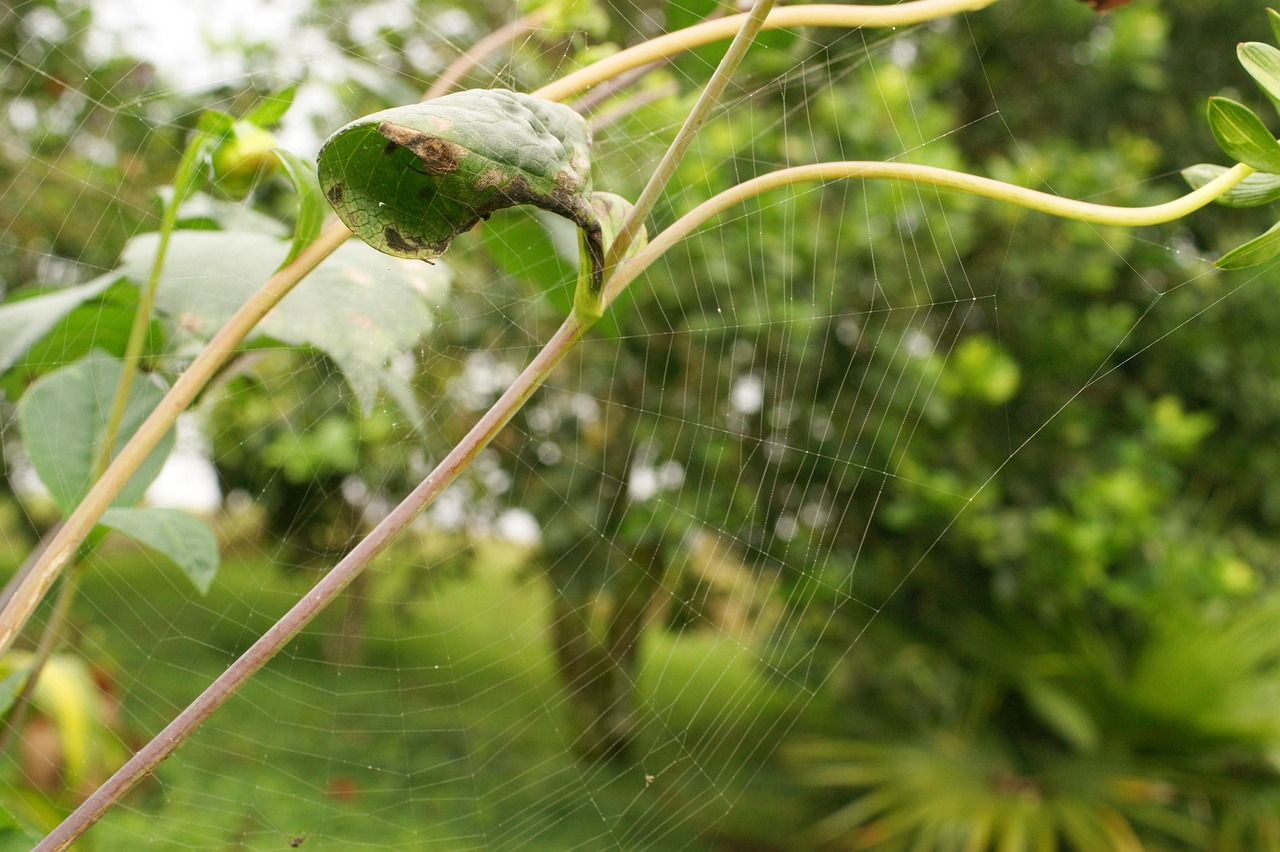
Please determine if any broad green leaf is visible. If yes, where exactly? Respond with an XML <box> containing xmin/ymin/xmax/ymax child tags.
<box><xmin>246</xmin><ymin>85</ymin><xmax>298</xmax><ymax>127</ymax></box>
<box><xmin>274</xmin><ymin>147</ymin><xmax>326</xmax><ymax>266</ymax></box>
<box><xmin>1181</xmin><ymin>163</ymin><xmax>1280</xmax><ymax>207</ymax></box>
<box><xmin>318</xmin><ymin>89</ymin><xmax>604</xmax><ymax>286</ymax></box>
<box><xmin>1239</xmin><ymin>42</ymin><xmax>1280</xmax><ymax>105</ymax></box>
<box><xmin>100</xmin><ymin>507</ymin><xmax>219</xmax><ymax>594</ymax></box>
<box><xmin>1216</xmin><ymin>219</ymin><xmax>1280</xmax><ymax>269</ymax></box>
<box><xmin>0</xmin><ymin>275</ymin><xmax>116</xmax><ymax>377</ymax></box>
<box><xmin>1207</xmin><ymin>97</ymin><xmax>1280</xmax><ymax>173</ymax></box>
<box><xmin>121</xmin><ymin>230</ymin><xmax>449</xmax><ymax>427</ymax></box>
<box><xmin>16</xmin><ymin>353</ymin><xmax>175</xmax><ymax>514</ymax></box>
<box><xmin>175</xmin><ymin>190</ymin><xmax>290</xmax><ymax>235</ymax></box>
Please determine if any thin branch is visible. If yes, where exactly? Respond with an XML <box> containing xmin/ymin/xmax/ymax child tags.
<box><xmin>35</xmin><ymin>314</ymin><xmax>589</xmax><ymax>851</ymax></box>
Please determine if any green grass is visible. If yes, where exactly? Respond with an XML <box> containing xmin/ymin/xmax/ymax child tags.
<box><xmin>2</xmin><ymin>534</ymin><xmax>812</xmax><ymax>850</ymax></box>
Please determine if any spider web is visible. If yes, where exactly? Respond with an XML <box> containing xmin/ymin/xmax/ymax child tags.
<box><xmin>0</xmin><ymin>0</ymin><xmax>1270</xmax><ymax>848</ymax></box>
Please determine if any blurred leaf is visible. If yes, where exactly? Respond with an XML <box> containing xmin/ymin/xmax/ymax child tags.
<box><xmin>245</xmin><ymin>85</ymin><xmax>297</xmax><ymax>127</ymax></box>
<box><xmin>1207</xmin><ymin>97</ymin><xmax>1280</xmax><ymax>173</ymax></box>
<box><xmin>0</xmin><ymin>664</ymin><xmax>30</xmax><ymax>717</ymax></box>
<box><xmin>1270</xmin><ymin>8</ymin><xmax>1280</xmax><ymax>47</ymax></box>
<box><xmin>273</xmin><ymin>148</ymin><xmax>326</xmax><ymax>266</ymax></box>
<box><xmin>0</xmin><ymin>652</ymin><xmax>111</xmax><ymax>792</ymax></box>
<box><xmin>1181</xmin><ymin>163</ymin><xmax>1280</xmax><ymax>207</ymax></box>
<box><xmin>317</xmin><ymin>89</ymin><xmax>604</xmax><ymax>285</ymax></box>
<box><xmin>1216</xmin><ymin>219</ymin><xmax>1280</xmax><ymax>269</ymax></box>
<box><xmin>100</xmin><ymin>507</ymin><xmax>219</xmax><ymax>594</ymax></box>
<box><xmin>1021</xmin><ymin>680</ymin><xmax>1099</xmax><ymax>752</ymax></box>
<box><xmin>196</xmin><ymin>110</ymin><xmax>236</xmax><ymax>136</ymax></box>
<box><xmin>121</xmin><ymin>231</ymin><xmax>449</xmax><ymax>427</ymax></box>
<box><xmin>1240</xmin><ymin>42</ymin><xmax>1280</xmax><ymax>105</ymax></box>
<box><xmin>0</xmin><ymin>276</ymin><xmax>117</xmax><ymax>378</ymax></box>
<box><xmin>16</xmin><ymin>353</ymin><xmax>175</xmax><ymax>515</ymax></box>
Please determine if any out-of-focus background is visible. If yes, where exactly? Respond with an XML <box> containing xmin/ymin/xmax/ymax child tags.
<box><xmin>3</xmin><ymin>0</ymin><xmax>1280</xmax><ymax>848</ymax></box>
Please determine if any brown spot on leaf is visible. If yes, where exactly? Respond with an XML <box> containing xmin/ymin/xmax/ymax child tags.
<box><xmin>326</xmin><ymin>183</ymin><xmax>344</xmax><ymax>204</ymax></box>
<box><xmin>475</xmin><ymin>168</ymin><xmax>504</xmax><ymax>190</ymax></box>
<box><xmin>377</xmin><ymin>122</ymin><xmax>463</xmax><ymax>176</ymax></box>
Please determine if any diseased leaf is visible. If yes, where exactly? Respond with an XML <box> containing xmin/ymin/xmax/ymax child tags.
<box><xmin>318</xmin><ymin>89</ymin><xmax>603</xmax><ymax>285</ymax></box>
<box><xmin>0</xmin><ymin>275</ymin><xmax>117</xmax><ymax>377</ymax></box>
<box><xmin>100</xmin><ymin>507</ymin><xmax>220</xmax><ymax>594</ymax></box>
<box><xmin>1181</xmin><ymin>163</ymin><xmax>1280</xmax><ymax>207</ymax></box>
<box><xmin>274</xmin><ymin>147</ymin><xmax>326</xmax><ymax>266</ymax></box>
<box><xmin>121</xmin><ymin>231</ymin><xmax>449</xmax><ymax>427</ymax></box>
<box><xmin>1239</xmin><ymin>42</ymin><xmax>1280</xmax><ymax>105</ymax></box>
<box><xmin>1216</xmin><ymin>219</ymin><xmax>1280</xmax><ymax>269</ymax></box>
<box><xmin>16</xmin><ymin>352</ymin><xmax>175</xmax><ymax>514</ymax></box>
<box><xmin>1207</xmin><ymin>97</ymin><xmax>1280</xmax><ymax>173</ymax></box>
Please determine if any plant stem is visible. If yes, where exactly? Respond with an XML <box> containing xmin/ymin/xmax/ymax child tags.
<box><xmin>534</xmin><ymin>0</ymin><xmax>1003</xmax><ymax>103</ymax></box>
<box><xmin>603</xmin><ymin>160</ymin><xmax>1257</xmax><ymax>302</ymax></box>
<box><xmin>0</xmin><ymin>222</ymin><xmax>353</xmax><ymax>659</ymax></box>
<box><xmin>0</xmin><ymin>0</ymin><xmax>920</xmax><ymax>658</ymax></box>
<box><xmin>600</xmin><ymin>0</ymin><xmax>778</xmax><ymax>280</ymax></box>
<box><xmin>31</xmin><ymin>111</ymin><xmax>1255</xmax><ymax>852</ymax></box>
<box><xmin>35</xmin><ymin>314</ymin><xmax>589</xmax><ymax>851</ymax></box>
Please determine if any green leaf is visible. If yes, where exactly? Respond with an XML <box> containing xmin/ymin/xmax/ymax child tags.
<box><xmin>246</xmin><ymin>85</ymin><xmax>298</xmax><ymax>127</ymax></box>
<box><xmin>273</xmin><ymin>147</ymin><xmax>326</xmax><ymax>266</ymax></box>
<box><xmin>100</xmin><ymin>507</ymin><xmax>219</xmax><ymax>594</ymax></box>
<box><xmin>16</xmin><ymin>353</ymin><xmax>175</xmax><ymax>514</ymax></box>
<box><xmin>1269</xmin><ymin>8</ymin><xmax>1280</xmax><ymax>48</ymax></box>
<box><xmin>1216</xmin><ymin>219</ymin><xmax>1280</xmax><ymax>269</ymax></box>
<box><xmin>121</xmin><ymin>231</ymin><xmax>449</xmax><ymax>427</ymax></box>
<box><xmin>197</xmin><ymin>110</ymin><xmax>236</xmax><ymax>136</ymax></box>
<box><xmin>1239</xmin><ymin>42</ymin><xmax>1280</xmax><ymax>105</ymax></box>
<box><xmin>1207</xmin><ymin>97</ymin><xmax>1280</xmax><ymax>173</ymax></box>
<box><xmin>0</xmin><ymin>275</ymin><xmax>117</xmax><ymax>377</ymax></box>
<box><xmin>1181</xmin><ymin>163</ymin><xmax>1280</xmax><ymax>207</ymax></box>
<box><xmin>318</xmin><ymin>89</ymin><xmax>604</xmax><ymax>286</ymax></box>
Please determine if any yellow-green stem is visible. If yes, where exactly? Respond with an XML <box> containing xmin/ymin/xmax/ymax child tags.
<box><xmin>535</xmin><ymin>0</ymin><xmax>1002</xmax><ymax>102</ymax></box>
<box><xmin>604</xmin><ymin>160</ymin><xmax>1256</xmax><ymax>301</ymax></box>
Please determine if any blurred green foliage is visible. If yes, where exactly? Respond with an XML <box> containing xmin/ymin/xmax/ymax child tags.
<box><xmin>3</xmin><ymin>0</ymin><xmax>1280</xmax><ymax>847</ymax></box>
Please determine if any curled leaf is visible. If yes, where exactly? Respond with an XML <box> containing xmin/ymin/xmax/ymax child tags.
<box><xmin>318</xmin><ymin>89</ymin><xmax>604</xmax><ymax>286</ymax></box>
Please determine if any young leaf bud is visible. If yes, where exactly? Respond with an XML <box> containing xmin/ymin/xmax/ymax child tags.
<box><xmin>212</xmin><ymin>121</ymin><xmax>281</xmax><ymax>197</ymax></box>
